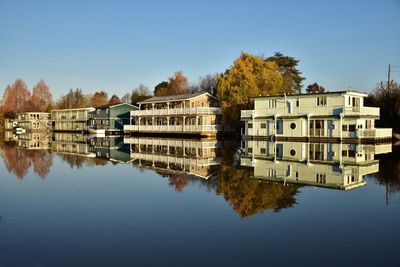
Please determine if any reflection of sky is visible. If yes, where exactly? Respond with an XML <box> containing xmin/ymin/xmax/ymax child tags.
<box><xmin>0</xmin><ymin>153</ymin><xmax>400</xmax><ymax>266</ymax></box>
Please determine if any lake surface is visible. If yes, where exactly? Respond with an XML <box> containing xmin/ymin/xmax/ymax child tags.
<box><xmin>0</xmin><ymin>132</ymin><xmax>400</xmax><ymax>267</ymax></box>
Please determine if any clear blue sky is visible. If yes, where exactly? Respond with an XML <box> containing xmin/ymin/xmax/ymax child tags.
<box><xmin>0</xmin><ymin>0</ymin><xmax>399</xmax><ymax>98</ymax></box>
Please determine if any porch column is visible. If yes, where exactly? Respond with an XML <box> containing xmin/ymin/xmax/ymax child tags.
<box><xmin>183</xmin><ymin>116</ymin><xmax>186</xmax><ymax>132</ymax></box>
<box><xmin>138</xmin><ymin>116</ymin><xmax>141</xmax><ymax>131</ymax></box>
<box><xmin>339</xmin><ymin>113</ymin><xmax>343</xmax><ymax>141</ymax></box>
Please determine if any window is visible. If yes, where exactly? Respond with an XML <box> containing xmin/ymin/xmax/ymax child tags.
<box><xmin>348</xmin><ymin>150</ymin><xmax>356</xmax><ymax>157</ymax></box>
<box><xmin>317</xmin><ymin>96</ymin><xmax>327</xmax><ymax>106</ymax></box>
<box><xmin>290</xmin><ymin>122</ymin><xmax>296</xmax><ymax>130</ymax></box>
<box><xmin>260</xmin><ymin>123</ymin><xmax>266</xmax><ymax>129</ymax></box>
<box><xmin>106</xmin><ymin>109</ymin><xmax>109</xmax><ymax>114</ymax></box>
<box><xmin>342</xmin><ymin>125</ymin><xmax>348</xmax><ymax>131</ymax></box>
<box><xmin>260</xmin><ymin>148</ymin><xmax>266</xmax><ymax>154</ymax></box>
<box><xmin>247</xmin><ymin>148</ymin><xmax>253</xmax><ymax>153</ymax></box>
<box><xmin>342</xmin><ymin>150</ymin><xmax>348</xmax><ymax>157</ymax></box>
<box><xmin>348</xmin><ymin>125</ymin><xmax>356</xmax><ymax>132</ymax></box>
<box><xmin>290</xmin><ymin>149</ymin><xmax>296</xmax><ymax>156</ymax></box>
<box><xmin>357</xmin><ymin>124</ymin><xmax>363</xmax><ymax>129</ymax></box>
<box><xmin>296</xmin><ymin>99</ymin><xmax>299</xmax><ymax>107</ymax></box>
<box><xmin>248</xmin><ymin>123</ymin><xmax>253</xmax><ymax>128</ymax></box>
<box><xmin>269</xmin><ymin>99</ymin><xmax>276</xmax><ymax>108</ymax></box>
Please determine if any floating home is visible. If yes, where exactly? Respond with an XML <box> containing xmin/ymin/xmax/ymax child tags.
<box><xmin>4</xmin><ymin>112</ymin><xmax>51</xmax><ymax>131</ymax></box>
<box><xmin>241</xmin><ymin>140</ymin><xmax>392</xmax><ymax>190</ymax></box>
<box><xmin>88</xmin><ymin>103</ymin><xmax>138</xmax><ymax>134</ymax></box>
<box><xmin>51</xmin><ymin>107</ymin><xmax>95</xmax><ymax>132</ymax></box>
<box><xmin>124</xmin><ymin>92</ymin><xmax>224</xmax><ymax>137</ymax></box>
<box><xmin>241</xmin><ymin>91</ymin><xmax>392</xmax><ymax>143</ymax></box>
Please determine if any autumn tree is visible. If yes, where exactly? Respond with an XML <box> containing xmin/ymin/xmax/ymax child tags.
<box><xmin>57</xmin><ymin>89</ymin><xmax>88</xmax><ymax>109</ymax></box>
<box><xmin>90</xmin><ymin>91</ymin><xmax>108</xmax><ymax>107</ymax></box>
<box><xmin>2</xmin><ymin>79</ymin><xmax>31</xmax><ymax>116</ymax></box>
<box><xmin>155</xmin><ymin>71</ymin><xmax>191</xmax><ymax>96</ymax></box>
<box><xmin>154</xmin><ymin>81</ymin><xmax>169</xmax><ymax>96</ymax></box>
<box><xmin>217</xmin><ymin>52</ymin><xmax>284</xmax><ymax>126</ymax></box>
<box><xmin>131</xmin><ymin>84</ymin><xmax>152</xmax><ymax>105</ymax></box>
<box><xmin>30</xmin><ymin>79</ymin><xmax>53</xmax><ymax>112</ymax></box>
<box><xmin>306</xmin><ymin>82</ymin><xmax>326</xmax><ymax>93</ymax></box>
<box><xmin>109</xmin><ymin>94</ymin><xmax>121</xmax><ymax>105</ymax></box>
<box><xmin>266</xmin><ymin>52</ymin><xmax>304</xmax><ymax>94</ymax></box>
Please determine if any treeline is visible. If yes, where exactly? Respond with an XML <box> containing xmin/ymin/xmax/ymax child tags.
<box><xmin>0</xmin><ymin>52</ymin><xmax>306</xmax><ymax>125</ymax></box>
<box><xmin>365</xmin><ymin>80</ymin><xmax>400</xmax><ymax>133</ymax></box>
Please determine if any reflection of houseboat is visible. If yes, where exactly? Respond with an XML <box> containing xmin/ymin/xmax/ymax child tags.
<box><xmin>5</xmin><ymin>131</ymin><xmax>51</xmax><ymax>150</ymax></box>
<box><xmin>51</xmin><ymin>133</ymin><xmax>95</xmax><ymax>157</ymax></box>
<box><xmin>124</xmin><ymin>92</ymin><xmax>224</xmax><ymax>137</ymax></box>
<box><xmin>241</xmin><ymin>141</ymin><xmax>392</xmax><ymax>190</ymax></box>
<box><xmin>88</xmin><ymin>136</ymin><xmax>132</xmax><ymax>163</ymax></box>
<box><xmin>241</xmin><ymin>91</ymin><xmax>392</xmax><ymax>143</ymax></box>
<box><xmin>125</xmin><ymin>137</ymin><xmax>221</xmax><ymax>179</ymax></box>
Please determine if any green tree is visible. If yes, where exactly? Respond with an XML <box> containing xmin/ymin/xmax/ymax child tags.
<box><xmin>266</xmin><ymin>52</ymin><xmax>304</xmax><ymax>94</ymax></box>
<box><xmin>154</xmin><ymin>81</ymin><xmax>169</xmax><ymax>96</ymax></box>
<box><xmin>217</xmin><ymin>52</ymin><xmax>284</xmax><ymax>126</ymax></box>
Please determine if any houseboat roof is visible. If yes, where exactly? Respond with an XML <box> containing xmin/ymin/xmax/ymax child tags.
<box><xmin>250</xmin><ymin>91</ymin><xmax>368</xmax><ymax>100</ymax></box>
<box><xmin>51</xmin><ymin>107</ymin><xmax>96</xmax><ymax>112</ymax></box>
<box><xmin>95</xmin><ymin>102</ymin><xmax>139</xmax><ymax>109</ymax></box>
<box><xmin>137</xmin><ymin>92</ymin><xmax>217</xmax><ymax>104</ymax></box>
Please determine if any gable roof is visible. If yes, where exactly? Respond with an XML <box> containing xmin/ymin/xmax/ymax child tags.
<box><xmin>137</xmin><ymin>92</ymin><xmax>217</xmax><ymax>104</ymax></box>
<box><xmin>95</xmin><ymin>102</ymin><xmax>139</xmax><ymax>109</ymax></box>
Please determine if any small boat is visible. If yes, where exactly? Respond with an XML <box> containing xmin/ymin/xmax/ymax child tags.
<box><xmin>88</xmin><ymin>128</ymin><xmax>106</xmax><ymax>136</ymax></box>
<box><xmin>13</xmin><ymin>127</ymin><xmax>26</xmax><ymax>134</ymax></box>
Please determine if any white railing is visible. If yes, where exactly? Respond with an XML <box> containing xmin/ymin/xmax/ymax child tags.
<box><xmin>131</xmin><ymin>153</ymin><xmax>220</xmax><ymax>167</ymax></box>
<box><xmin>241</xmin><ymin>110</ymin><xmax>254</xmax><ymax>118</ymax></box>
<box><xmin>343</xmin><ymin>107</ymin><xmax>380</xmax><ymax>116</ymax></box>
<box><xmin>356</xmin><ymin>128</ymin><xmax>392</xmax><ymax>138</ymax></box>
<box><xmin>131</xmin><ymin>107</ymin><xmax>221</xmax><ymax>116</ymax></box>
<box><xmin>124</xmin><ymin>124</ymin><xmax>220</xmax><ymax>133</ymax></box>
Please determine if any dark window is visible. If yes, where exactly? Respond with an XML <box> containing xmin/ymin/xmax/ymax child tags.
<box><xmin>260</xmin><ymin>148</ymin><xmax>266</xmax><ymax>154</ymax></box>
<box><xmin>260</xmin><ymin>123</ymin><xmax>266</xmax><ymax>129</ymax></box>
<box><xmin>290</xmin><ymin>122</ymin><xmax>296</xmax><ymax>130</ymax></box>
<box><xmin>348</xmin><ymin>125</ymin><xmax>356</xmax><ymax>132</ymax></box>
<box><xmin>248</xmin><ymin>123</ymin><xmax>253</xmax><ymax>128</ymax></box>
<box><xmin>348</xmin><ymin>150</ymin><xmax>356</xmax><ymax>157</ymax></box>
<box><xmin>342</xmin><ymin>125</ymin><xmax>348</xmax><ymax>131</ymax></box>
<box><xmin>290</xmin><ymin>149</ymin><xmax>296</xmax><ymax>156</ymax></box>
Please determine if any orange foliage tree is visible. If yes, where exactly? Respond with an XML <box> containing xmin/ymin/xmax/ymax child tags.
<box><xmin>156</xmin><ymin>71</ymin><xmax>191</xmax><ymax>96</ymax></box>
<box><xmin>90</xmin><ymin>91</ymin><xmax>109</xmax><ymax>107</ymax></box>
<box><xmin>109</xmin><ymin>94</ymin><xmax>121</xmax><ymax>105</ymax></box>
<box><xmin>30</xmin><ymin>79</ymin><xmax>53</xmax><ymax>112</ymax></box>
<box><xmin>2</xmin><ymin>79</ymin><xmax>31</xmax><ymax>116</ymax></box>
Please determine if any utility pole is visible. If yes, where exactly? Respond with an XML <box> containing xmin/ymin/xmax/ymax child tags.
<box><xmin>387</xmin><ymin>64</ymin><xmax>391</xmax><ymax>91</ymax></box>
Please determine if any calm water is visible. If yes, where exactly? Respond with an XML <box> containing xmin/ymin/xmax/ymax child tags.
<box><xmin>0</xmin><ymin>132</ymin><xmax>400</xmax><ymax>267</ymax></box>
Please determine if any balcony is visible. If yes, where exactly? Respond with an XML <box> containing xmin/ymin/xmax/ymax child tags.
<box><xmin>356</xmin><ymin>128</ymin><xmax>392</xmax><ymax>139</ymax></box>
<box><xmin>343</xmin><ymin>107</ymin><xmax>380</xmax><ymax>117</ymax></box>
<box><xmin>241</xmin><ymin>110</ymin><xmax>254</xmax><ymax>118</ymax></box>
<box><xmin>131</xmin><ymin>107</ymin><xmax>221</xmax><ymax>117</ymax></box>
<box><xmin>124</xmin><ymin>124</ymin><xmax>221</xmax><ymax>133</ymax></box>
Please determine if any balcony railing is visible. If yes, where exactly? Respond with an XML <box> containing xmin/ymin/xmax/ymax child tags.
<box><xmin>131</xmin><ymin>107</ymin><xmax>221</xmax><ymax>116</ymax></box>
<box><xmin>124</xmin><ymin>124</ymin><xmax>220</xmax><ymax>133</ymax></box>
<box><xmin>356</xmin><ymin>128</ymin><xmax>392</xmax><ymax>138</ymax></box>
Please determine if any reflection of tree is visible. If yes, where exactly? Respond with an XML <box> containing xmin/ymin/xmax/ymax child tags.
<box><xmin>216</xmin><ymin>143</ymin><xmax>300</xmax><ymax>218</ymax></box>
<box><xmin>58</xmin><ymin>154</ymin><xmax>87</xmax><ymax>169</ymax></box>
<box><xmin>371</xmin><ymin>146</ymin><xmax>400</xmax><ymax>204</ymax></box>
<box><xmin>27</xmin><ymin>150</ymin><xmax>53</xmax><ymax>179</ymax></box>
<box><xmin>167</xmin><ymin>174</ymin><xmax>188</xmax><ymax>192</ymax></box>
<box><xmin>217</xmin><ymin>165</ymin><xmax>300</xmax><ymax>218</ymax></box>
<box><xmin>1</xmin><ymin>142</ymin><xmax>53</xmax><ymax>179</ymax></box>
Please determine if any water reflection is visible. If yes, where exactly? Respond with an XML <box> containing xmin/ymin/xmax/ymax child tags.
<box><xmin>241</xmin><ymin>140</ymin><xmax>392</xmax><ymax>190</ymax></box>
<box><xmin>1</xmin><ymin>131</ymin><xmax>399</xmax><ymax>217</ymax></box>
